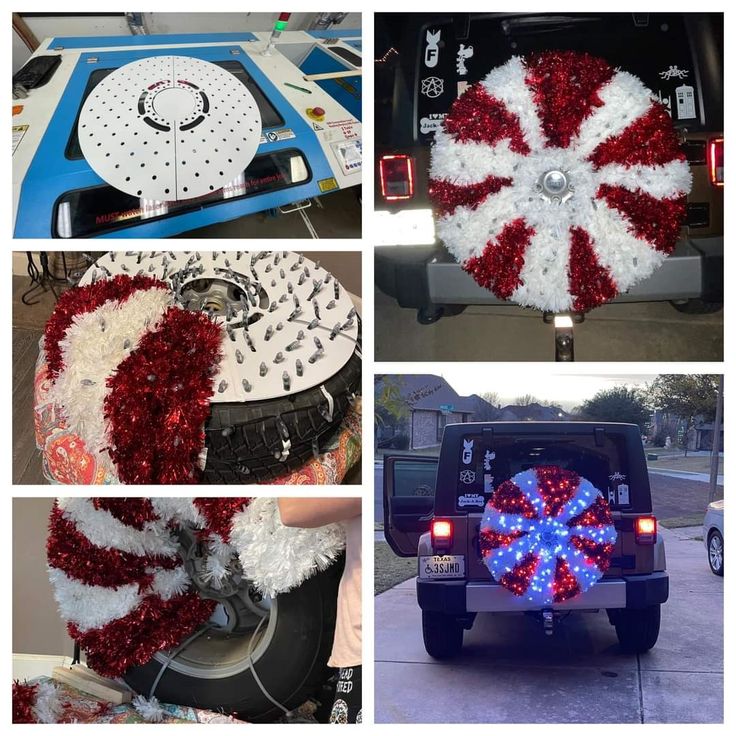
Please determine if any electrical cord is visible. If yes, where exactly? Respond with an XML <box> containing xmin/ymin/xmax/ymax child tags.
<box><xmin>148</xmin><ymin>623</ymin><xmax>214</xmax><ymax>700</ymax></box>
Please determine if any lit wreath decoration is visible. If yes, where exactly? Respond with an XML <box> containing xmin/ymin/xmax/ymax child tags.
<box><xmin>479</xmin><ymin>466</ymin><xmax>617</xmax><ymax>605</ymax></box>
<box><xmin>429</xmin><ymin>51</ymin><xmax>692</xmax><ymax>312</ymax></box>
<box><xmin>42</xmin><ymin>275</ymin><xmax>223</xmax><ymax>484</ymax></box>
<box><xmin>46</xmin><ymin>497</ymin><xmax>345</xmax><ymax>678</ymax></box>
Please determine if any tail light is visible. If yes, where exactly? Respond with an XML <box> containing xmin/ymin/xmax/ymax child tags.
<box><xmin>431</xmin><ymin>519</ymin><xmax>453</xmax><ymax>553</ymax></box>
<box><xmin>708</xmin><ymin>137</ymin><xmax>724</xmax><ymax>187</ymax></box>
<box><xmin>635</xmin><ymin>516</ymin><xmax>657</xmax><ymax>544</ymax></box>
<box><xmin>379</xmin><ymin>154</ymin><xmax>415</xmax><ymax>200</ymax></box>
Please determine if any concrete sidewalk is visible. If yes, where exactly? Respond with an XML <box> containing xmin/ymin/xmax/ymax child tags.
<box><xmin>649</xmin><ymin>468</ymin><xmax>724</xmax><ymax>485</ymax></box>
<box><xmin>374</xmin><ymin>527</ymin><xmax>722</xmax><ymax>723</ymax></box>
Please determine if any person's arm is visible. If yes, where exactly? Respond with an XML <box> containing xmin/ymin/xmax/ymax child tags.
<box><xmin>277</xmin><ymin>498</ymin><xmax>361</xmax><ymax>528</ymax></box>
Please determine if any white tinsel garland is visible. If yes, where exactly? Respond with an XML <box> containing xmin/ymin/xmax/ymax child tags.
<box><xmin>231</xmin><ymin>498</ymin><xmax>346</xmax><ymax>597</ymax></box>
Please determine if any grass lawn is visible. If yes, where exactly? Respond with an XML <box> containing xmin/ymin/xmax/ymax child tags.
<box><xmin>647</xmin><ymin>455</ymin><xmax>724</xmax><ymax>474</ymax></box>
<box><xmin>375</xmin><ymin>541</ymin><xmax>416</xmax><ymax>595</ymax></box>
<box><xmin>660</xmin><ymin>514</ymin><xmax>707</xmax><ymax>528</ymax></box>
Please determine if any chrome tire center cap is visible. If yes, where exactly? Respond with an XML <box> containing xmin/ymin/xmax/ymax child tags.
<box><xmin>536</xmin><ymin>169</ymin><xmax>574</xmax><ymax>204</ymax></box>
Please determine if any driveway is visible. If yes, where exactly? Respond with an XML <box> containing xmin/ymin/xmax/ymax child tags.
<box><xmin>374</xmin><ymin>527</ymin><xmax>722</xmax><ymax>723</ymax></box>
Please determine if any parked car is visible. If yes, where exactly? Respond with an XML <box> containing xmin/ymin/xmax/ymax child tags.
<box><xmin>703</xmin><ymin>499</ymin><xmax>724</xmax><ymax>576</ymax></box>
<box><xmin>375</xmin><ymin>13</ymin><xmax>723</xmax><ymax>323</ymax></box>
<box><xmin>383</xmin><ymin>421</ymin><xmax>669</xmax><ymax>657</ymax></box>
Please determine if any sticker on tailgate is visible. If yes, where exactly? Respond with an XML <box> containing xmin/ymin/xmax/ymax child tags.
<box><xmin>420</xmin><ymin>555</ymin><xmax>465</xmax><ymax>579</ymax></box>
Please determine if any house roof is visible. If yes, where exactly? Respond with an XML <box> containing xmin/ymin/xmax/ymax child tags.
<box><xmin>395</xmin><ymin>374</ymin><xmax>477</xmax><ymax>414</ymax></box>
<box><xmin>497</xmin><ymin>403</ymin><xmax>569</xmax><ymax>421</ymax></box>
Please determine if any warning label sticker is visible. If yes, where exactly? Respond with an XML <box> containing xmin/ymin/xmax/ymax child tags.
<box><xmin>12</xmin><ymin>124</ymin><xmax>28</xmax><ymax>155</ymax></box>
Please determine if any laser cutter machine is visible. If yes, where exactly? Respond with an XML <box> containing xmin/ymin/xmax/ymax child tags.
<box><xmin>12</xmin><ymin>20</ymin><xmax>362</xmax><ymax>238</ymax></box>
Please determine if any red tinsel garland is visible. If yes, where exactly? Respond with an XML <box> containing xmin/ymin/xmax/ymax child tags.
<box><xmin>104</xmin><ymin>307</ymin><xmax>223</xmax><ymax>484</ymax></box>
<box><xmin>463</xmin><ymin>218</ymin><xmax>535</xmax><ymax>299</ymax></box>
<box><xmin>568</xmin><ymin>226</ymin><xmax>619</xmax><ymax>313</ymax></box>
<box><xmin>92</xmin><ymin>497</ymin><xmax>159</xmax><ymax>530</ymax></box>
<box><xmin>524</xmin><ymin>50</ymin><xmax>614</xmax><ymax>149</ymax></box>
<box><xmin>443</xmin><ymin>84</ymin><xmax>530</xmax><ymax>152</ymax></box>
<box><xmin>68</xmin><ymin>592</ymin><xmax>217</xmax><ymax>678</ymax></box>
<box><xmin>47</xmin><ymin>504</ymin><xmax>179</xmax><ymax>589</ymax></box>
<box><xmin>12</xmin><ymin>681</ymin><xmax>38</xmax><ymax>723</ymax></box>
<box><xmin>486</xmin><ymin>477</ymin><xmax>537</xmax><ymax>517</ymax></box>
<box><xmin>589</xmin><ymin>104</ymin><xmax>686</xmax><ymax>169</ymax></box>
<box><xmin>553</xmin><ymin>558</ymin><xmax>582</xmax><ymax>602</ymax></box>
<box><xmin>597</xmin><ymin>184</ymin><xmax>686</xmax><ymax>254</ymax></box>
<box><xmin>193</xmin><ymin>498</ymin><xmax>252</xmax><ymax>542</ymax></box>
<box><xmin>429</xmin><ymin>175</ymin><xmax>512</xmax><ymax>219</ymax></box>
<box><xmin>44</xmin><ymin>275</ymin><xmax>169</xmax><ymax>380</ymax></box>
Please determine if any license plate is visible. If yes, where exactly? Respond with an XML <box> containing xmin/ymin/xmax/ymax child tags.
<box><xmin>419</xmin><ymin>555</ymin><xmax>465</xmax><ymax>579</ymax></box>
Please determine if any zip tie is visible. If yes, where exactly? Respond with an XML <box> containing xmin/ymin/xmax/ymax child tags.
<box><xmin>319</xmin><ymin>385</ymin><xmax>334</xmax><ymax>422</ymax></box>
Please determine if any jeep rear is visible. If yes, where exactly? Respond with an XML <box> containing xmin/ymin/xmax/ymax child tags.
<box><xmin>383</xmin><ymin>421</ymin><xmax>669</xmax><ymax>658</ymax></box>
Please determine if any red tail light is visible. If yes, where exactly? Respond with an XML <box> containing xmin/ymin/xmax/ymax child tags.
<box><xmin>379</xmin><ymin>154</ymin><xmax>415</xmax><ymax>200</ymax></box>
<box><xmin>635</xmin><ymin>516</ymin><xmax>657</xmax><ymax>544</ymax></box>
<box><xmin>708</xmin><ymin>137</ymin><xmax>724</xmax><ymax>187</ymax></box>
<box><xmin>431</xmin><ymin>519</ymin><xmax>453</xmax><ymax>552</ymax></box>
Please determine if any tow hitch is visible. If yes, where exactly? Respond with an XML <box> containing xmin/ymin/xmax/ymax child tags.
<box><xmin>543</xmin><ymin>312</ymin><xmax>584</xmax><ymax>361</ymax></box>
<box><xmin>542</xmin><ymin>608</ymin><xmax>554</xmax><ymax>636</ymax></box>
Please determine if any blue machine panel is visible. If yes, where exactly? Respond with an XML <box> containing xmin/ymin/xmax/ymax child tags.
<box><xmin>298</xmin><ymin>47</ymin><xmax>361</xmax><ymax>122</ymax></box>
<box><xmin>49</xmin><ymin>32</ymin><xmax>257</xmax><ymax>48</ymax></box>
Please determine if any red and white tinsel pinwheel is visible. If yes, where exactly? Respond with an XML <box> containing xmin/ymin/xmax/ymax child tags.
<box><xmin>479</xmin><ymin>466</ymin><xmax>617</xmax><ymax>605</ymax></box>
<box><xmin>47</xmin><ymin>497</ymin><xmax>345</xmax><ymax>678</ymax></box>
<box><xmin>43</xmin><ymin>275</ymin><xmax>223</xmax><ymax>484</ymax></box>
<box><xmin>429</xmin><ymin>51</ymin><xmax>692</xmax><ymax>312</ymax></box>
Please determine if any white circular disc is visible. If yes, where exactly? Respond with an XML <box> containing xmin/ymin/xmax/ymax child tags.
<box><xmin>80</xmin><ymin>251</ymin><xmax>360</xmax><ymax>404</ymax></box>
<box><xmin>78</xmin><ymin>56</ymin><xmax>262</xmax><ymax>201</ymax></box>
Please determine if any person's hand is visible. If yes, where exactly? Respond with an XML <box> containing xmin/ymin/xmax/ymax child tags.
<box><xmin>277</xmin><ymin>498</ymin><xmax>361</xmax><ymax>528</ymax></box>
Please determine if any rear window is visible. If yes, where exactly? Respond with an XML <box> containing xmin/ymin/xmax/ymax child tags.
<box><xmin>453</xmin><ymin>432</ymin><xmax>632</xmax><ymax>511</ymax></box>
<box><xmin>408</xmin><ymin>13</ymin><xmax>707</xmax><ymax>144</ymax></box>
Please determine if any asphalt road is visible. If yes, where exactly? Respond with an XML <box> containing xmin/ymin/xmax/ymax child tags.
<box><xmin>374</xmin><ymin>526</ymin><xmax>723</xmax><ymax>723</ymax></box>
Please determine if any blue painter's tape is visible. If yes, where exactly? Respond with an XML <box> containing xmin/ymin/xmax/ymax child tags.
<box><xmin>15</xmin><ymin>45</ymin><xmax>340</xmax><ymax>238</ymax></box>
<box><xmin>48</xmin><ymin>32</ymin><xmax>257</xmax><ymax>49</ymax></box>
<box><xmin>306</xmin><ymin>29</ymin><xmax>361</xmax><ymax>39</ymax></box>
<box><xmin>299</xmin><ymin>47</ymin><xmax>361</xmax><ymax>121</ymax></box>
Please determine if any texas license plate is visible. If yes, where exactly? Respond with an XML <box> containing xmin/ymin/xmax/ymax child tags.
<box><xmin>419</xmin><ymin>555</ymin><xmax>465</xmax><ymax>579</ymax></box>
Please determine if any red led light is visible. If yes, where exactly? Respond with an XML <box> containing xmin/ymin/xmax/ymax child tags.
<box><xmin>432</xmin><ymin>520</ymin><xmax>452</xmax><ymax>539</ymax></box>
<box><xmin>278</xmin><ymin>12</ymin><xmax>291</xmax><ymax>21</ymax></box>
<box><xmin>379</xmin><ymin>154</ymin><xmax>415</xmax><ymax>200</ymax></box>
<box><xmin>635</xmin><ymin>516</ymin><xmax>657</xmax><ymax>544</ymax></box>
<box><xmin>708</xmin><ymin>137</ymin><xmax>724</xmax><ymax>187</ymax></box>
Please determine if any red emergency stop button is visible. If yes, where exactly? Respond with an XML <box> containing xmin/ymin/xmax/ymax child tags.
<box><xmin>307</xmin><ymin>107</ymin><xmax>326</xmax><ymax>122</ymax></box>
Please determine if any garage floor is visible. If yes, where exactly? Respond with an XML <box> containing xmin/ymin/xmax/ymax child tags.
<box><xmin>375</xmin><ymin>287</ymin><xmax>723</xmax><ymax>362</ymax></box>
<box><xmin>174</xmin><ymin>188</ymin><xmax>361</xmax><ymax>238</ymax></box>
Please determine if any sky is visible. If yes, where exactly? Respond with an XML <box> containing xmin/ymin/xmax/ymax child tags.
<box><xmin>434</xmin><ymin>370</ymin><xmax>658</xmax><ymax>411</ymax></box>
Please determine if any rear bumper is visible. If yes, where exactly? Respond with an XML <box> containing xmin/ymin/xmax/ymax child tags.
<box><xmin>376</xmin><ymin>237</ymin><xmax>723</xmax><ymax>308</ymax></box>
<box><xmin>417</xmin><ymin>572</ymin><xmax>669</xmax><ymax>615</ymax></box>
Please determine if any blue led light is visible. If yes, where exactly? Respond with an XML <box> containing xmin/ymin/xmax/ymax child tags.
<box><xmin>480</xmin><ymin>467</ymin><xmax>617</xmax><ymax>605</ymax></box>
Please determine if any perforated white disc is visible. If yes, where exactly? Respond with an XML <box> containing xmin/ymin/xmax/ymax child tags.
<box><xmin>80</xmin><ymin>251</ymin><xmax>360</xmax><ymax>404</ymax></box>
<box><xmin>78</xmin><ymin>56</ymin><xmax>262</xmax><ymax>201</ymax></box>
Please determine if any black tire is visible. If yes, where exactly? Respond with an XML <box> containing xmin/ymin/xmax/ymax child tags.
<box><xmin>422</xmin><ymin>611</ymin><xmax>463</xmax><ymax>659</ymax></box>
<box><xmin>124</xmin><ymin>559</ymin><xmax>344</xmax><ymax>723</ymax></box>
<box><xmin>708</xmin><ymin>530</ymin><xmax>724</xmax><ymax>576</ymax></box>
<box><xmin>202</xmin><ymin>343</ymin><xmax>361</xmax><ymax>483</ymax></box>
<box><xmin>612</xmin><ymin>604</ymin><xmax>661</xmax><ymax>653</ymax></box>
<box><xmin>670</xmin><ymin>299</ymin><xmax>723</xmax><ymax>314</ymax></box>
